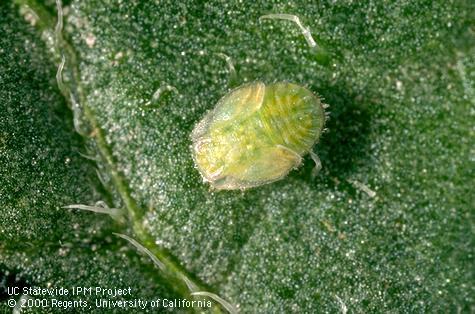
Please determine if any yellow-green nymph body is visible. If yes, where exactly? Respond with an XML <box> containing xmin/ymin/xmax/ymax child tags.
<box><xmin>191</xmin><ymin>82</ymin><xmax>325</xmax><ymax>190</ymax></box>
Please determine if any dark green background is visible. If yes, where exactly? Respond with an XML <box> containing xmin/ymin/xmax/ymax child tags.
<box><xmin>1</xmin><ymin>0</ymin><xmax>473</xmax><ymax>312</ymax></box>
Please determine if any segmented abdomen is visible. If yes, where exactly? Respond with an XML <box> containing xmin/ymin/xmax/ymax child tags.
<box><xmin>259</xmin><ymin>82</ymin><xmax>325</xmax><ymax>155</ymax></box>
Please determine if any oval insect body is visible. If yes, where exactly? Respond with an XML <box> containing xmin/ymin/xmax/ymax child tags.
<box><xmin>192</xmin><ymin>82</ymin><xmax>325</xmax><ymax>190</ymax></box>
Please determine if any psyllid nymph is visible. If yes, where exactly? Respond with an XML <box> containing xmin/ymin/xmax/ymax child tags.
<box><xmin>191</xmin><ymin>82</ymin><xmax>326</xmax><ymax>190</ymax></box>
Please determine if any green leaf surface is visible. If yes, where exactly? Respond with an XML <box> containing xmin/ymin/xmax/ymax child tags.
<box><xmin>0</xmin><ymin>0</ymin><xmax>104</xmax><ymax>245</ymax></box>
<box><xmin>0</xmin><ymin>2</ymin><xmax>180</xmax><ymax>313</ymax></box>
<box><xmin>1</xmin><ymin>0</ymin><xmax>474</xmax><ymax>313</ymax></box>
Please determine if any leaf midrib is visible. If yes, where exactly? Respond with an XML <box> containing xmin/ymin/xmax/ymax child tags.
<box><xmin>14</xmin><ymin>1</ymin><xmax>221</xmax><ymax>312</ymax></box>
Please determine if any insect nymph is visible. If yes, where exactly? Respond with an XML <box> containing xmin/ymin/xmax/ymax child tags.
<box><xmin>191</xmin><ymin>82</ymin><xmax>326</xmax><ymax>190</ymax></box>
